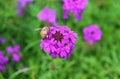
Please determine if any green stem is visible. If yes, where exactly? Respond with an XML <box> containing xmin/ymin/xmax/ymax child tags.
<box><xmin>0</xmin><ymin>73</ymin><xmax>4</xmax><ymax>79</ymax></box>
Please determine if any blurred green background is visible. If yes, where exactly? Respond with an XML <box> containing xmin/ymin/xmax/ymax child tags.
<box><xmin>0</xmin><ymin>0</ymin><xmax>120</xmax><ymax>79</ymax></box>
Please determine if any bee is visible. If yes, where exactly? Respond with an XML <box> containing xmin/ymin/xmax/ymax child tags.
<box><xmin>40</xmin><ymin>26</ymin><xmax>50</xmax><ymax>39</ymax></box>
<box><xmin>35</xmin><ymin>23</ymin><xmax>54</xmax><ymax>39</ymax></box>
<box><xmin>35</xmin><ymin>26</ymin><xmax>50</xmax><ymax>39</ymax></box>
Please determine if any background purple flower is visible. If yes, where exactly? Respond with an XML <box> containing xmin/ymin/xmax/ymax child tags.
<box><xmin>83</xmin><ymin>24</ymin><xmax>102</xmax><ymax>44</ymax></box>
<box><xmin>12</xmin><ymin>53</ymin><xmax>21</xmax><ymax>62</ymax></box>
<box><xmin>37</xmin><ymin>7</ymin><xmax>58</xmax><ymax>26</ymax></box>
<box><xmin>0</xmin><ymin>37</ymin><xmax>6</xmax><ymax>44</ymax></box>
<box><xmin>6</xmin><ymin>45</ymin><xmax>21</xmax><ymax>62</ymax></box>
<box><xmin>62</xmin><ymin>0</ymin><xmax>88</xmax><ymax>21</ymax></box>
<box><xmin>40</xmin><ymin>26</ymin><xmax>78</xmax><ymax>59</ymax></box>
<box><xmin>0</xmin><ymin>51</ymin><xmax>9</xmax><ymax>72</ymax></box>
<box><xmin>17</xmin><ymin>0</ymin><xmax>33</xmax><ymax>16</ymax></box>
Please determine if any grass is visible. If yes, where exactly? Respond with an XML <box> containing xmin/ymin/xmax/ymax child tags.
<box><xmin>0</xmin><ymin>0</ymin><xmax>120</xmax><ymax>79</ymax></box>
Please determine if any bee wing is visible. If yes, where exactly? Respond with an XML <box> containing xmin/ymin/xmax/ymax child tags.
<box><xmin>34</xmin><ymin>28</ymin><xmax>42</xmax><ymax>31</ymax></box>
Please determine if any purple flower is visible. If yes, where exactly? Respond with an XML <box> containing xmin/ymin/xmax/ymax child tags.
<box><xmin>6</xmin><ymin>45</ymin><xmax>21</xmax><ymax>62</ymax></box>
<box><xmin>12</xmin><ymin>54</ymin><xmax>21</xmax><ymax>62</ymax></box>
<box><xmin>0</xmin><ymin>37</ymin><xmax>6</xmax><ymax>44</ymax></box>
<box><xmin>83</xmin><ymin>24</ymin><xmax>102</xmax><ymax>44</ymax></box>
<box><xmin>63</xmin><ymin>10</ymin><xmax>69</xmax><ymax>19</ymax></box>
<box><xmin>17</xmin><ymin>0</ymin><xmax>33</xmax><ymax>16</ymax></box>
<box><xmin>37</xmin><ymin>7</ymin><xmax>58</xmax><ymax>26</ymax></box>
<box><xmin>40</xmin><ymin>26</ymin><xmax>78</xmax><ymax>59</ymax></box>
<box><xmin>62</xmin><ymin>0</ymin><xmax>88</xmax><ymax>21</ymax></box>
<box><xmin>0</xmin><ymin>51</ymin><xmax>9</xmax><ymax>72</ymax></box>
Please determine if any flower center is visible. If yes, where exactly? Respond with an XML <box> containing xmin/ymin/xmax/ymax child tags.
<box><xmin>52</xmin><ymin>31</ymin><xmax>64</xmax><ymax>42</ymax></box>
<box><xmin>91</xmin><ymin>31</ymin><xmax>94</xmax><ymax>35</ymax></box>
<box><xmin>73</xmin><ymin>0</ymin><xmax>77</xmax><ymax>1</ymax></box>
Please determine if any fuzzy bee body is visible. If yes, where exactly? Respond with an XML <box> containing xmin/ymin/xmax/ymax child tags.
<box><xmin>35</xmin><ymin>22</ymin><xmax>53</xmax><ymax>39</ymax></box>
<box><xmin>40</xmin><ymin>26</ymin><xmax>49</xmax><ymax>39</ymax></box>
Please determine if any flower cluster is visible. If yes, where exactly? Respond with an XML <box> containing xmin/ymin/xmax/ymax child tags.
<box><xmin>0</xmin><ymin>37</ymin><xmax>6</xmax><ymax>44</ymax></box>
<box><xmin>0</xmin><ymin>51</ymin><xmax>9</xmax><ymax>71</ymax></box>
<box><xmin>83</xmin><ymin>24</ymin><xmax>102</xmax><ymax>44</ymax></box>
<box><xmin>62</xmin><ymin>0</ymin><xmax>88</xmax><ymax>21</ymax></box>
<box><xmin>17</xmin><ymin>0</ymin><xmax>33</xmax><ymax>16</ymax></box>
<box><xmin>40</xmin><ymin>26</ymin><xmax>78</xmax><ymax>59</ymax></box>
<box><xmin>0</xmin><ymin>36</ymin><xmax>21</xmax><ymax>72</ymax></box>
<box><xmin>37</xmin><ymin>7</ymin><xmax>58</xmax><ymax>26</ymax></box>
<box><xmin>6</xmin><ymin>45</ymin><xmax>21</xmax><ymax>62</ymax></box>
<box><xmin>37</xmin><ymin>1</ymin><xmax>102</xmax><ymax>59</ymax></box>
